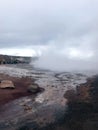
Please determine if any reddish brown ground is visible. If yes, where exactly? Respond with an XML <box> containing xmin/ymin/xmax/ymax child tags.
<box><xmin>63</xmin><ymin>76</ymin><xmax>98</xmax><ymax>130</ymax></box>
<box><xmin>0</xmin><ymin>74</ymin><xmax>33</xmax><ymax>106</ymax></box>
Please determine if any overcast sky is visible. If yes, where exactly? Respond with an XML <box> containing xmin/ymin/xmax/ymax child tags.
<box><xmin>0</xmin><ymin>0</ymin><xmax>98</xmax><ymax>70</ymax></box>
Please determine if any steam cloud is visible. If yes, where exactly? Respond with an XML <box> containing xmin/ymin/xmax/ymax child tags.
<box><xmin>35</xmin><ymin>43</ymin><xmax>97</xmax><ymax>71</ymax></box>
<box><xmin>0</xmin><ymin>0</ymin><xmax>98</xmax><ymax>71</ymax></box>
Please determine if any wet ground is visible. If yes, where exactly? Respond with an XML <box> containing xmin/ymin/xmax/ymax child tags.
<box><xmin>0</xmin><ymin>64</ymin><xmax>97</xmax><ymax>130</ymax></box>
<box><xmin>0</xmin><ymin>74</ymin><xmax>34</xmax><ymax>105</ymax></box>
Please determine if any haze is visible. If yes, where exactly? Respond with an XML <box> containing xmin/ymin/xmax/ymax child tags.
<box><xmin>0</xmin><ymin>0</ymin><xmax>98</xmax><ymax>71</ymax></box>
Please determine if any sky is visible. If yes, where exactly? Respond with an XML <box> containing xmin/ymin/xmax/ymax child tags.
<box><xmin>0</xmin><ymin>0</ymin><xmax>98</xmax><ymax>71</ymax></box>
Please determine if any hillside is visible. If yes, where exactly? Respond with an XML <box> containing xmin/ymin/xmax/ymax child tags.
<box><xmin>0</xmin><ymin>54</ymin><xmax>35</xmax><ymax>64</ymax></box>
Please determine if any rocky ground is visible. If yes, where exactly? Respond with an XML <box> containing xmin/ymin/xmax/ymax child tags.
<box><xmin>0</xmin><ymin>64</ymin><xmax>97</xmax><ymax>130</ymax></box>
<box><xmin>63</xmin><ymin>76</ymin><xmax>98</xmax><ymax>130</ymax></box>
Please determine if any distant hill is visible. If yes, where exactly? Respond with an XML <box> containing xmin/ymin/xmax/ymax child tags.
<box><xmin>0</xmin><ymin>54</ymin><xmax>37</xmax><ymax>64</ymax></box>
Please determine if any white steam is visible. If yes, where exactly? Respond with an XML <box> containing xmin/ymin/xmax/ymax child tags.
<box><xmin>35</xmin><ymin>43</ymin><xmax>97</xmax><ymax>71</ymax></box>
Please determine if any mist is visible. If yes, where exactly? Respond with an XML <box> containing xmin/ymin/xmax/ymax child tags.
<box><xmin>34</xmin><ymin>42</ymin><xmax>97</xmax><ymax>72</ymax></box>
<box><xmin>0</xmin><ymin>0</ymin><xmax>98</xmax><ymax>72</ymax></box>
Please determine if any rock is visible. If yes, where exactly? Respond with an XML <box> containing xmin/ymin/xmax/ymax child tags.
<box><xmin>0</xmin><ymin>80</ymin><xmax>15</xmax><ymax>89</ymax></box>
<box><xmin>28</xmin><ymin>84</ymin><xmax>41</xmax><ymax>93</ymax></box>
<box><xmin>23</xmin><ymin>104</ymin><xmax>32</xmax><ymax>111</ymax></box>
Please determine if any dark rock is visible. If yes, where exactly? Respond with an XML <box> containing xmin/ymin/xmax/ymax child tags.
<box><xmin>27</xmin><ymin>84</ymin><xmax>44</xmax><ymax>94</ymax></box>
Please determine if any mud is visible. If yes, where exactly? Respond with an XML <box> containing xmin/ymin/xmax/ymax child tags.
<box><xmin>0</xmin><ymin>74</ymin><xmax>34</xmax><ymax>105</ymax></box>
<box><xmin>0</xmin><ymin>65</ymin><xmax>97</xmax><ymax>130</ymax></box>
